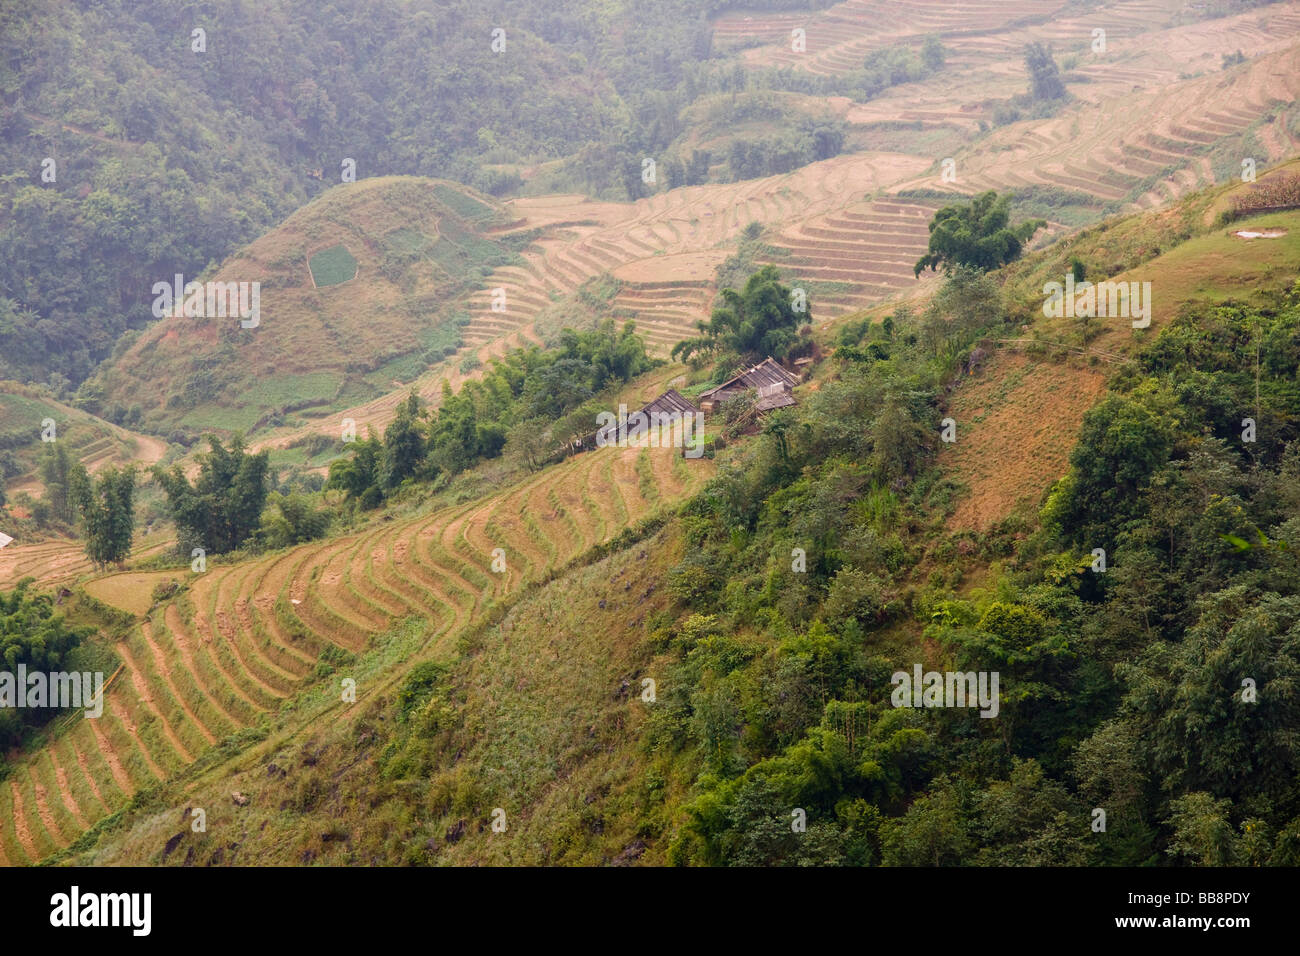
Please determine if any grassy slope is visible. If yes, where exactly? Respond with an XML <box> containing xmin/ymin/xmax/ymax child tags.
<box><xmin>73</xmin><ymin>527</ymin><xmax>692</xmax><ymax>866</ymax></box>
<box><xmin>88</xmin><ymin>177</ymin><xmax>517</xmax><ymax>438</ymax></box>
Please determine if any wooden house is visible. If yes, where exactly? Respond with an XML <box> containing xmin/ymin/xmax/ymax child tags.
<box><xmin>697</xmin><ymin>357</ymin><xmax>799</xmax><ymax>415</ymax></box>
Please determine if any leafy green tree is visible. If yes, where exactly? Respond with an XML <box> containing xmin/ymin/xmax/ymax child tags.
<box><xmin>1024</xmin><ymin>41</ymin><xmax>1067</xmax><ymax>101</ymax></box>
<box><xmin>880</xmin><ymin>777</ymin><xmax>973</xmax><ymax>866</ymax></box>
<box><xmin>326</xmin><ymin>433</ymin><xmax>383</xmax><ymax>507</ymax></box>
<box><xmin>1122</xmin><ymin>587</ymin><xmax>1300</xmax><ymax>803</ymax></box>
<box><xmin>921</xmin><ymin>35</ymin><xmax>946</xmax><ymax>71</ymax></box>
<box><xmin>671</xmin><ymin>265</ymin><xmax>810</xmax><ymax>364</ymax></box>
<box><xmin>1166</xmin><ymin>792</ymin><xmax>1240</xmax><ymax>865</ymax></box>
<box><xmin>972</xmin><ymin>759</ymin><xmax>1095</xmax><ymax>865</ymax></box>
<box><xmin>503</xmin><ymin>418</ymin><xmax>555</xmax><ymax>472</ymax></box>
<box><xmin>81</xmin><ymin>465</ymin><xmax>136</xmax><ymax>569</ymax></box>
<box><xmin>1047</xmin><ymin>386</ymin><xmax>1178</xmax><ymax>545</ymax></box>
<box><xmin>258</xmin><ymin>492</ymin><xmax>332</xmax><ymax>549</ymax></box>
<box><xmin>38</xmin><ymin>441</ymin><xmax>84</xmax><ymax>524</ymax></box>
<box><xmin>914</xmin><ymin>191</ymin><xmax>1045</xmax><ymax>276</ymax></box>
<box><xmin>0</xmin><ymin>581</ymin><xmax>92</xmax><ymax>746</ymax></box>
<box><xmin>154</xmin><ymin>435</ymin><xmax>269</xmax><ymax>554</ymax></box>
<box><xmin>382</xmin><ymin>393</ymin><xmax>426</xmax><ymax>489</ymax></box>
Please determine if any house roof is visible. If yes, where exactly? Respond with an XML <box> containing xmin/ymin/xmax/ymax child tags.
<box><xmin>588</xmin><ymin>389</ymin><xmax>700</xmax><ymax>446</ymax></box>
<box><xmin>755</xmin><ymin>391</ymin><xmax>797</xmax><ymax>412</ymax></box>
<box><xmin>699</xmin><ymin>357</ymin><xmax>799</xmax><ymax>401</ymax></box>
<box><xmin>641</xmin><ymin>388</ymin><xmax>697</xmax><ymax>418</ymax></box>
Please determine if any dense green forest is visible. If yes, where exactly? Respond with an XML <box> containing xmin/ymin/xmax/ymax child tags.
<box><xmin>0</xmin><ymin>0</ymin><xmax>840</xmax><ymax>388</ymax></box>
<box><xmin>0</xmin><ymin>583</ymin><xmax>92</xmax><ymax>748</ymax></box>
<box><xmin>647</xmin><ymin>280</ymin><xmax>1300</xmax><ymax>865</ymax></box>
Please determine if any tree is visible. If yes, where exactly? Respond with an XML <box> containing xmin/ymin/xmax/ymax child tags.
<box><xmin>258</xmin><ymin>492</ymin><xmax>331</xmax><ymax>549</ymax></box>
<box><xmin>1049</xmin><ymin>388</ymin><xmax>1177</xmax><ymax>544</ymax></box>
<box><xmin>503</xmin><ymin>418</ymin><xmax>555</xmax><ymax>472</ymax></box>
<box><xmin>153</xmin><ymin>435</ymin><xmax>269</xmax><ymax>554</ymax></box>
<box><xmin>914</xmin><ymin>191</ymin><xmax>1045</xmax><ymax>276</ymax></box>
<box><xmin>38</xmin><ymin>441</ymin><xmax>82</xmax><ymax>524</ymax></box>
<box><xmin>1166</xmin><ymin>793</ymin><xmax>1239</xmax><ymax>865</ymax></box>
<box><xmin>880</xmin><ymin>777</ymin><xmax>973</xmax><ymax>866</ymax></box>
<box><xmin>973</xmin><ymin>759</ymin><xmax>1096</xmax><ymax>865</ymax></box>
<box><xmin>671</xmin><ymin>265</ymin><xmax>810</xmax><ymax>364</ymax></box>
<box><xmin>1024</xmin><ymin>42</ymin><xmax>1067</xmax><ymax>102</ymax></box>
<box><xmin>921</xmin><ymin>35</ymin><xmax>946</xmax><ymax>72</ymax></box>
<box><xmin>1123</xmin><ymin>588</ymin><xmax>1300</xmax><ymax>804</ymax></box>
<box><xmin>326</xmin><ymin>432</ymin><xmax>383</xmax><ymax>506</ymax></box>
<box><xmin>81</xmin><ymin>465</ymin><xmax>136</xmax><ymax>569</ymax></box>
<box><xmin>382</xmin><ymin>393</ymin><xmax>426</xmax><ymax>489</ymax></box>
<box><xmin>0</xmin><ymin>582</ymin><xmax>92</xmax><ymax>746</ymax></box>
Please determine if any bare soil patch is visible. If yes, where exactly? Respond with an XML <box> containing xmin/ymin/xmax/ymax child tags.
<box><xmin>944</xmin><ymin>352</ymin><xmax>1107</xmax><ymax>532</ymax></box>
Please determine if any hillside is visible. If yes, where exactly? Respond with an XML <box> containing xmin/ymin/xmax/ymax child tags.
<box><xmin>62</xmin><ymin>0</ymin><xmax>1300</xmax><ymax>462</ymax></box>
<box><xmin>2</xmin><ymin>168</ymin><xmax>1295</xmax><ymax>865</ymax></box>
<box><xmin>0</xmin><ymin>383</ymin><xmax>168</xmax><ymax>500</ymax></box>
<box><xmin>0</xmin><ymin>435</ymin><xmax>713</xmax><ymax>864</ymax></box>
<box><xmin>85</xmin><ymin>178</ymin><xmax>525</xmax><ymax>438</ymax></box>
<box><xmin>4</xmin><ymin>0</ymin><xmax>1300</xmax><ymax>880</ymax></box>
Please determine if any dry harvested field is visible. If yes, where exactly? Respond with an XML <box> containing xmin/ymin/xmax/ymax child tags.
<box><xmin>0</xmin><ymin>445</ymin><xmax>712</xmax><ymax>864</ymax></box>
<box><xmin>465</xmin><ymin>150</ymin><xmax>934</xmax><ymax>351</ymax></box>
<box><xmin>719</xmin><ymin>0</ymin><xmax>1069</xmax><ymax>74</ymax></box>
<box><xmin>897</xmin><ymin>43</ymin><xmax>1300</xmax><ymax>211</ymax></box>
<box><xmin>723</xmin><ymin>0</ymin><xmax>1300</xmax><ymax>214</ymax></box>
<box><xmin>943</xmin><ymin>351</ymin><xmax>1108</xmax><ymax>532</ymax></box>
<box><xmin>0</xmin><ymin>529</ymin><xmax>173</xmax><ymax>592</ymax></box>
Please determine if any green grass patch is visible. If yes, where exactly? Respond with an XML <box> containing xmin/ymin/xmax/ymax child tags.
<box><xmin>433</xmin><ymin>185</ymin><xmax>495</xmax><ymax>222</ymax></box>
<box><xmin>382</xmin><ymin>228</ymin><xmax>432</xmax><ymax>255</ymax></box>
<box><xmin>309</xmin><ymin>245</ymin><xmax>359</xmax><ymax>287</ymax></box>
<box><xmin>245</xmin><ymin>372</ymin><xmax>343</xmax><ymax>411</ymax></box>
<box><xmin>426</xmin><ymin>219</ymin><xmax>514</xmax><ymax>278</ymax></box>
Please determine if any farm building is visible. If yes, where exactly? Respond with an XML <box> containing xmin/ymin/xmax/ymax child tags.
<box><xmin>572</xmin><ymin>388</ymin><xmax>701</xmax><ymax>452</ymax></box>
<box><xmin>697</xmin><ymin>357</ymin><xmax>800</xmax><ymax>414</ymax></box>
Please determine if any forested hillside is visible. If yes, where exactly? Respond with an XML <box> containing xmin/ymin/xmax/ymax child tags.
<box><xmin>3</xmin><ymin>0</ymin><xmax>1300</xmax><ymax>884</ymax></box>
<box><xmin>41</xmin><ymin>199</ymin><xmax>1300</xmax><ymax>867</ymax></box>
<box><xmin>0</xmin><ymin>0</ymin><xmax>836</xmax><ymax>387</ymax></box>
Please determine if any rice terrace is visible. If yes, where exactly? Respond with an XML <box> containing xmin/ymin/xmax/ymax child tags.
<box><xmin>2</xmin><ymin>0</ymin><xmax>1300</xmax><ymax>929</ymax></box>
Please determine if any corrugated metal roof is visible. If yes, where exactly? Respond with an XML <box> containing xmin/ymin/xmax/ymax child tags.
<box><xmin>755</xmin><ymin>391</ymin><xmax>797</xmax><ymax>412</ymax></box>
<box><xmin>586</xmin><ymin>389</ymin><xmax>700</xmax><ymax>447</ymax></box>
<box><xmin>699</xmin><ymin>357</ymin><xmax>798</xmax><ymax>401</ymax></box>
<box><xmin>642</xmin><ymin>388</ymin><xmax>697</xmax><ymax>417</ymax></box>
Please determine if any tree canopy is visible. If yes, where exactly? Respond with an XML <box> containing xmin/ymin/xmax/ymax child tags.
<box><xmin>914</xmin><ymin>191</ymin><xmax>1045</xmax><ymax>276</ymax></box>
<box><xmin>153</xmin><ymin>435</ymin><xmax>270</xmax><ymax>555</ymax></box>
<box><xmin>671</xmin><ymin>266</ymin><xmax>810</xmax><ymax>365</ymax></box>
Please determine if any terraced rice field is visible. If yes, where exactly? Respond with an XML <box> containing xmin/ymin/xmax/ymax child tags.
<box><xmin>722</xmin><ymin>0</ymin><xmax>1300</xmax><ymax>216</ymax></box>
<box><xmin>906</xmin><ymin>43</ymin><xmax>1300</xmax><ymax>212</ymax></box>
<box><xmin>450</xmin><ymin>0</ymin><xmax>1300</xmax><ymax>367</ymax></box>
<box><xmin>758</xmin><ymin>198</ymin><xmax>939</xmax><ymax>320</ymax></box>
<box><xmin>0</xmin><ymin>445</ymin><xmax>712</xmax><ymax>864</ymax></box>
<box><xmin>464</xmin><ymin>151</ymin><xmax>931</xmax><ymax>351</ymax></box>
<box><xmin>0</xmin><ymin>532</ymin><xmax>173</xmax><ymax>591</ymax></box>
<box><xmin>720</xmin><ymin>0</ymin><xmax>1068</xmax><ymax>75</ymax></box>
<box><xmin>227</xmin><ymin>3</ymin><xmax>1300</xmax><ymax>468</ymax></box>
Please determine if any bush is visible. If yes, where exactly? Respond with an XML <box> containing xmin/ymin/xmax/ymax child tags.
<box><xmin>150</xmin><ymin>579</ymin><xmax>182</xmax><ymax>603</ymax></box>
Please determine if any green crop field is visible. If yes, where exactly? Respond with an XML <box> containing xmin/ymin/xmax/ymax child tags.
<box><xmin>433</xmin><ymin>184</ymin><xmax>495</xmax><ymax>222</ymax></box>
<box><xmin>309</xmin><ymin>244</ymin><xmax>359</xmax><ymax>287</ymax></box>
